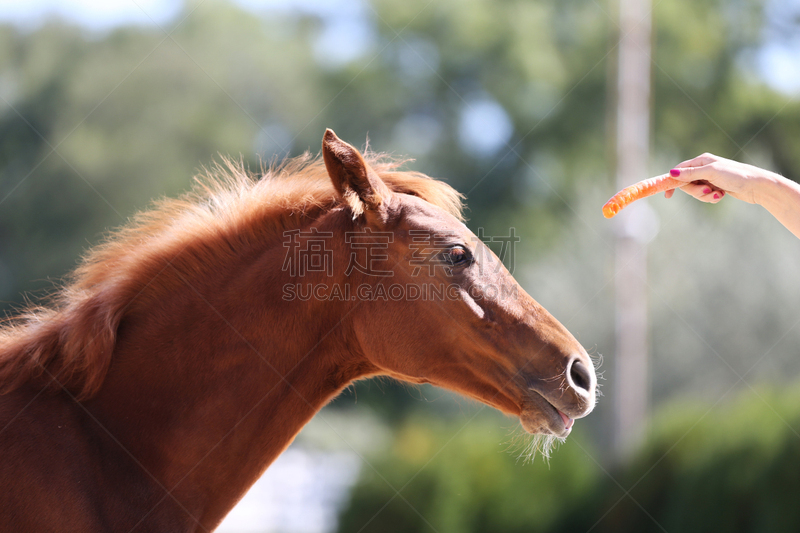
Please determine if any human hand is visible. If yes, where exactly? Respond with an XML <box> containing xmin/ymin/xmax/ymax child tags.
<box><xmin>663</xmin><ymin>153</ymin><xmax>769</xmax><ymax>205</ymax></box>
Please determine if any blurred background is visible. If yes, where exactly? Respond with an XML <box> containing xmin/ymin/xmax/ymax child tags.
<box><xmin>1</xmin><ymin>0</ymin><xmax>800</xmax><ymax>531</ymax></box>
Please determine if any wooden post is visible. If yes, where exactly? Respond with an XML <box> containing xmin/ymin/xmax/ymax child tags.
<box><xmin>614</xmin><ymin>0</ymin><xmax>653</xmax><ymax>460</ymax></box>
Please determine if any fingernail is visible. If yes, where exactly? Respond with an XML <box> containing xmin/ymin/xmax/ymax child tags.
<box><xmin>670</xmin><ymin>168</ymin><xmax>681</xmax><ymax>177</ymax></box>
<box><xmin>713</xmin><ymin>193</ymin><xmax>720</xmax><ymax>200</ymax></box>
<box><xmin>703</xmin><ymin>188</ymin><xmax>711</xmax><ymax>195</ymax></box>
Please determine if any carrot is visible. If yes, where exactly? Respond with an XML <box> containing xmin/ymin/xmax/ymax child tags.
<box><xmin>602</xmin><ymin>174</ymin><xmax>683</xmax><ymax>218</ymax></box>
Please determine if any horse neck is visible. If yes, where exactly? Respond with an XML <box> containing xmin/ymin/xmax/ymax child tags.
<box><xmin>84</xmin><ymin>213</ymin><xmax>373</xmax><ymax>528</ymax></box>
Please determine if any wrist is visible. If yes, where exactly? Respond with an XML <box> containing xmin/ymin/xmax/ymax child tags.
<box><xmin>748</xmin><ymin>168</ymin><xmax>788</xmax><ymax>207</ymax></box>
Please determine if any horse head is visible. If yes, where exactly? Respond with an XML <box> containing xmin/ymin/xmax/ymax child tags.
<box><xmin>322</xmin><ymin>129</ymin><xmax>597</xmax><ymax>439</ymax></box>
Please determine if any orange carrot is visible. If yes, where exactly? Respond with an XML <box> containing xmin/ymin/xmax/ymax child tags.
<box><xmin>602</xmin><ymin>174</ymin><xmax>683</xmax><ymax>218</ymax></box>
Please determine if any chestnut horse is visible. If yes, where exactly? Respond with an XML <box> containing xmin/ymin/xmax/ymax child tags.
<box><xmin>0</xmin><ymin>130</ymin><xmax>596</xmax><ymax>532</ymax></box>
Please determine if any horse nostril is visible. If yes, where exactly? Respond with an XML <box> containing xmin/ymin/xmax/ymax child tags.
<box><xmin>567</xmin><ymin>358</ymin><xmax>592</xmax><ymax>394</ymax></box>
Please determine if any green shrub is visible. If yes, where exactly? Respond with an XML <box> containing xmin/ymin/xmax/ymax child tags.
<box><xmin>338</xmin><ymin>412</ymin><xmax>601</xmax><ymax>533</ymax></box>
<box><xmin>340</xmin><ymin>386</ymin><xmax>800</xmax><ymax>533</ymax></box>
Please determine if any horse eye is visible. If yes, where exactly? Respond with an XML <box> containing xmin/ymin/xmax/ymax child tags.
<box><xmin>443</xmin><ymin>245</ymin><xmax>471</xmax><ymax>266</ymax></box>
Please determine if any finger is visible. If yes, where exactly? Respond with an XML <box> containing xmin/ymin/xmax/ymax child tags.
<box><xmin>679</xmin><ymin>182</ymin><xmax>728</xmax><ymax>204</ymax></box>
<box><xmin>664</xmin><ymin>189</ymin><xmax>675</xmax><ymax>199</ymax></box>
<box><xmin>667</xmin><ymin>166</ymin><xmax>699</xmax><ymax>183</ymax></box>
<box><xmin>678</xmin><ymin>181</ymin><xmax>720</xmax><ymax>201</ymax></box>
<box><xmin>696</xmin><ymin>190</ymin><xmax>718</xmax><ymax>203</ymax></box>
<box><xmin>709</xmin><ymin>190</ymin><xmax>725</xmax><ymax>204</ymax></box>
<box><xmin>668</xmin><ymin>164</ymin><xmax>718</xmax><ymax>184</ymax></box>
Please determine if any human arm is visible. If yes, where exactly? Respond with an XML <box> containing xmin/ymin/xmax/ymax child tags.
<box><xmin>665</xmin><ymin>153</ymin><xmax>800</xmax><ymax>239</ymax></box>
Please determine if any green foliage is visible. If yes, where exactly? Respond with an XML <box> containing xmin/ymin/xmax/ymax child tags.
<box><xmin>338</xmin><ymin>412</ymin><xmax>602</xmax><ymax>533</ymax></box>
<box><xmin>339</xmin><ymin>387</ymin><xmax>800</xmax><ymax>533</ymax></box>
<box><xmin>0</xmin><ymin>4</ymin><xmax>326</xmax><ymax>305</ymax></box>
<box><xmin>551</xmin><ymin>386</ymin><xmax>800</xmax><ymax>533</ymax></box>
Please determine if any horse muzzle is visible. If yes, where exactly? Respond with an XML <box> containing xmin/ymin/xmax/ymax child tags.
<box><xmin>520</xmin><ymin>354</ymin><xmax>597</xmax><ymax>437</ymax></box>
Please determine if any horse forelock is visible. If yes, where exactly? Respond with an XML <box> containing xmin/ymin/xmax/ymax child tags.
<box><xmin>0</xmin><ymin>151</ymin><xmax>464</xmax><ymax>399</ymax></box>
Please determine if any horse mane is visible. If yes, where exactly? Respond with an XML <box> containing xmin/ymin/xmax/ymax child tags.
<box><xmin>0</xmin><ymin>151</ymin><xmax>464</xmax><ymax>400</ymax></box>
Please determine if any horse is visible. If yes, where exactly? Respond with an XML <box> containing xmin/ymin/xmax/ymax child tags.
<box><xmin>0</xmin><ymin>129</ymin><xmax>597</xmax><ymax>532</ymax></box>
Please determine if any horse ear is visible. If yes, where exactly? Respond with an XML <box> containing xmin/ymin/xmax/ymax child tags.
<box><xmin>322</xmin><ymin>129</ymin><xmax>390</xmax><ymax>219</ymax></box>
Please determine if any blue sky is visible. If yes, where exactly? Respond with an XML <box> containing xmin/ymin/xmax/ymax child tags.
<box><xmin>0</xmin><ymin>0</ymin><xmax>185</xmax><ymax>29</ymax></box>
